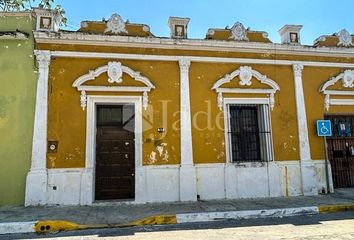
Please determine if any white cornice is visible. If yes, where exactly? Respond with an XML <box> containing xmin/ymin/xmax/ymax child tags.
<box><xmin>34</xmin><ymin>31</ymin><xmax>354</xmax><ymax>58</ymax></box>
<box><xmin>216</xmin><ymin>88</ymin><xmax>276</xmax><ymax>94</ymax></box>
<box><xmin>330</xmin><ymin>98</ymin><xmax>354</xmax><ymax>106</ymax></box>
<box><xmin>49</xmin><ymin>51</ymin><xmax>354</xmax><ymax>68</ymax></box>
<box><xmin>0</xmin><ymin>31</ymin><xmax>29</xmax><ymax>40</ymax></box>
<box><xmin>0</xmin><ymin>11</ymin><xmax>33</xmax><ymax>17</ymax></box>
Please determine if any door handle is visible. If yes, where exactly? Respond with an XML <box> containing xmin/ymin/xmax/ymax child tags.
<box><xmin>131</xmin><ymin>173</ymin><xmax>135</xmax><ymax>177</ymax></box>
<box><xmin>124</xmin><ymin>154</ymin><xmax>129</xmax><ymax>159</ymax></box>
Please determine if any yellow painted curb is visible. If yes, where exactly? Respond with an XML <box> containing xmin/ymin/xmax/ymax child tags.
<box><xmin>34</xmin><ymin>215</ymin><xmax>177</xmax><ymax>234</ymax></box>
<box><xmin>319</xmin><ymin>204</ymin><xmax>354</xmax><ymax>213</ymax></box>
<box><xmin>123</xmin><ymin>215</ymin><xmax>177</xmax><ymax>227</ymax></box>
<box><xmin>34</xmin><ymin>220</ymin><xmax>107</xmax><ymax>234</ymax></box>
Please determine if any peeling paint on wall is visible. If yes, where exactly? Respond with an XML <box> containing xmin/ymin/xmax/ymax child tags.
<box><xmin>216</xmin><ymin>152</ymin><xmax>225</xmax><ymax>160</ymax></box>
<box><xmin>148</xmin><ymin>143</ymin><xmax>169</xmax><ymax>164</ymax></box>
<box><xmin>148</xmin><ymin>151</ymin><xmax>157</xmax><ymax>164</ymax></box>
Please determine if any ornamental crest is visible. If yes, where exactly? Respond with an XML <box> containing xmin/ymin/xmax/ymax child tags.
<box><xmin>342</xmin><ymin>70</ymin><xmax>354</xmax><ymax>88</ymax></box>
<box><xmin>105</xmin><ymin>13</ymin><xmax>127</xmax><ymax>34</ymax></box>
<box><xmin>107</xmin><ymin>62</ymin><xmax>123</xmax><ymax>83</ymax></box>
<box><xmin>239</xmin><ymin>66</ymin><xmax>253</xmax><ymax>86</ymax></box>
<box><xmin>229</xmin><ymin>22</ymin><xmax>248</xmax><ymax>41</ymax></box>
<box><xmin>336</xmin><ymin>29</ymin><xmax>353</xmax><ymax>47</ymax></box>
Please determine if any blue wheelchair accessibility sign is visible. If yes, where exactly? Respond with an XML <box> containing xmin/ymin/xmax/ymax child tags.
<box><xmin>317</xmin><ymin>120</ymin><xmax>332</xmax><ymax>137</ymax></box>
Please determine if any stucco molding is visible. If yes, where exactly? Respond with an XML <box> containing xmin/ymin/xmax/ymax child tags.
<box><xmin>72</xmin><ymin>61</ymin><xmax>155</xmax><ymax>110</ymax></box>
<box><xmin>34</xmin><ymin>31</ymin><xmax>354</xmax><ymax>58</ymax></box>
<box><xmin>49</xmin><ymin>51</ymin><xmax>354</xmax><ymax>69</ymax></box>
<box><xmin>178</xmin><ymin>58</ymin><xmax>197</xmax><ymax>202</ymax></box>
<box><xmin>0</xmin><ymin>11</ymin><xmax>33</xmax><ymax>17</ymax></box>
<box><xmin>25</xmin><ymin>50</ymin><xmax>51</xmax><ymax>206</ymax></box>
<box><xmin>336</xmin><ymin>29</ymin><xmax>353</xmax><ymax>47</ymax></box>
<box><xmin>212</xmin><ymin>66</ymin><xmax>280</xmax><ymax>110</ymax></box>
<box><xmin>292</xmin><ymin>63</ymin><xmax>318</xmax><ymax>196</ymax></box>
<box><xmin>292</xmin><ymin>63</ymin><xmax>310</xmax><ymax>161</ymax></box>
<box><xmin>0</xmin><ymin>31</ymin><xmax>29</xmax><ymax>40</ymax></box>
<box><xmin>292</xmin><ymin>63</ymin><xmax>304</xmax><ymax>78</ymax></box>
<box><xmin>330</xmin><ymin>98</ymin><xmax>354</xmax><ymax>106</ymax></box>
<box><xmin>104</xmin><ymin>13</ymin><xmax>128</xmax><ymax>34</ymax></box>
<box><xmin>229</xmin><ymin>22</ymin><xmax>249</xmax><ymax>41</ymax></box>
<box><xmin>321</xmin><ymin>70</ymin><xmax>354</xmax><ymax>90</ymax></box>
<box><xmin>320</xmin><ymin>69</ymin><xmax>354</xmax><ymax>110</ymax></box>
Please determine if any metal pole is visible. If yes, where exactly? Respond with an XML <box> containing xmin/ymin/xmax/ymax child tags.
<box><xmin>324</xmin><ymin>136</ymin><xmax>330</xmax><ymax>193</ymax></box>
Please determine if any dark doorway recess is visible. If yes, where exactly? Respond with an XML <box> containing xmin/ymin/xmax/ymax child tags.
<box><xmin>95</xmin><ymin>105</ymin><xmax>135</xmax><ymax>200</ymax></box>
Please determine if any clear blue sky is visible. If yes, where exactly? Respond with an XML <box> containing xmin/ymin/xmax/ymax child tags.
<box><xmin>58</xmin><ymin>0</ymin><xmax>354</xmax><ymax>45</ymax></box>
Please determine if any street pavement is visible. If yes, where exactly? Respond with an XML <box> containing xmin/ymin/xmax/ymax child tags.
<box><xmin>2</xmin><ymin>211</ymin><xmax>354</xmax><ymax>239</ymax></box>
<box><xmin>1</xmin><ymin>188</ymin><xmax>354</xmax><ymax>226</ymax></box>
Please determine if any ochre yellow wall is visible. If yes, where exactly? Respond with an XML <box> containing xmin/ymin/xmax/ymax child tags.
<box><xmin>303</xmin><ymin>67</ymin><xmax>354</xmax><ymax>160</ymax></box>
<box><xmin>190</xmin><ymin>63</ymin><xmax>299</xmax><ymax>163</ymax></box>
<box><xmin>47</xmin><ymin>58</ymin><xmax>181</xmax><ymax>167</ymax></box>
<box><xmin>45</xmin><ymin>45</ymin><xmax>353</xmax><ymax>168</ymax></box>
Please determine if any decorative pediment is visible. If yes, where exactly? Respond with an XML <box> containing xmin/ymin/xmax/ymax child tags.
<box><xmin>72</xmin><ymin>61</ymin><xmax>155</xmax><ymax>110</ymax></box>
<box><xmin>212</xmin><ymin>66</ymin><xmax>280</xmax><ymax>110</ymax></box>
<box><xmin>104</xmin><ymin>13</ymin><xmax>127</xmax><ymax>34</ymax></box>
<box><xmin>336</xmin><ymin>29</ymin><xmax>353</xmax><ymax>47</ymax></box>
<box><xmin>315</xmin><ymin>29</ymin><xmax>353</xmax><ymax>47</ymax></box>
<box><xmin>320</xmin><ymin>70</ymin><xmax>354</xmax><ymax>110</ymax></box>
<box><xmin>229</xmin><ymin>22</ymin><xmax>248</xmax><ymax>41</ymax></box>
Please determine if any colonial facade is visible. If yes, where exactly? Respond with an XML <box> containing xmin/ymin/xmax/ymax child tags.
<box><xmin>25</xmin><ymin>11</ymin><xmax>354</xmax><ymax>205</ymax></box>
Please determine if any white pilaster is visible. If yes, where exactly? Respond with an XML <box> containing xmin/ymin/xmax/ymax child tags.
<box><xmin>292</xmin><ymin>63</ymin><xmax>317</xmax><ymax>196</ymax></box>
<box><xmin>25</xmin><ymin>50</ymin><xmax>51</xmax><ymax>206</ymax></box>
<box><xmin>179</xmin><ymin>58</ymin><xmax>197</xmax><ymax>202</ymax></box>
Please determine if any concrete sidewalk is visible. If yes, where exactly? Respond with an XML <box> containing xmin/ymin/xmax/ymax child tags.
<box><xmin>1</xmin><ymin>188</ymin><xmax>354</xmax><ymax>234</ymax></box>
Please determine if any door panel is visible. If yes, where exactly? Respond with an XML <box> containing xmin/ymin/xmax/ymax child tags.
<box><xmin>325</xmin><ymin>115</ymin><xmax>354</xmax><ymax>188</ymax></box>
<box><xmin>95</xmin><ymin>105</ymin><xmax>135</xmax><ymax>200</ymax></box>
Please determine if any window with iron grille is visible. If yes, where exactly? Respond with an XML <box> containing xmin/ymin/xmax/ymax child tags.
<box><xmin>228</xmin><ymin>104</ymin><xmax>273</xmax><ymax>163</ymax></box>
<box><xmin>325</xmin><ymin>115</ymin><xmax>354</xmax><ymax>138</ymax></box>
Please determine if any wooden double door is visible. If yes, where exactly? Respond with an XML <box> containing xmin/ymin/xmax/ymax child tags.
<box><xmin>95</xmin><ymin>105</ymin><xmax>135</xmax><ymax>200</ymax></box>
<box><xmin>325</xmin><ymin>115</ymin><xmax>354</xmax><ymax>188</ymax></box>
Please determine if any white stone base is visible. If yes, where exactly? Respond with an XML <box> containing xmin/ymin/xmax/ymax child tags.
<box><xmin>195</xmin><ymin>160</ymin><xmax>332</xmax><ymax>200</ymax></box>
<box><xmin>25</xmin><ymin>169</ymin><xmax>48</xmax><ymax>206</ymax></box>
<box><xmin>300</xmin><ymin>161</ymin><xmax>318</xmax><ymax>196</ymax></box>
<box><xmin>141</xmin><ymin>165</ymin><xmax>180</xmax><ymax>203</ymax></box>
<box><xmin>24</xmin><ymin>160</ymin><xmax>333</xmax><ymax>205</ymax></box>
<box><xmin>313</xmin><ymin>160</ymin><xmax>334</xmax><ymax>193</ymax></box>
<box><xmin>180</xmin><ymin>165</ymin><xmax>197</xmax><ymax>201</ymax></box>
<box><xmin>47</xmin><ymin>169</ymin><xmax>83</xmax><ymax>205</ymax></box>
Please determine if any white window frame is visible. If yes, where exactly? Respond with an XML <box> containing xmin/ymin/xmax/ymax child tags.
<box><xmin>223</xmin><ymin>98</ymin><xmax>274</xmax><ymax>164</ymax></box>
<box><xmin>320</xmin><ymin>69</ymin><xmax>354</xmax><ymax>111</ymax></box>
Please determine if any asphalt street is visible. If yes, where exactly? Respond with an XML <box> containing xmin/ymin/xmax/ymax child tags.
<box><xmin>2</xmin><ymin>211</ymin><xmax>354</xmax><ymax>239</ymax></box>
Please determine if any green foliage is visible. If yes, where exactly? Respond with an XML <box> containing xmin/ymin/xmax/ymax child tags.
<box><xmin>0</xmin><ymin>0</ymin><xmax>26</xmax><ymax>11</ymax></box>
<box><xmin>0</xmin><ymin>0</ymin><xmax>66</xmax><ymax>26</ymax></box>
